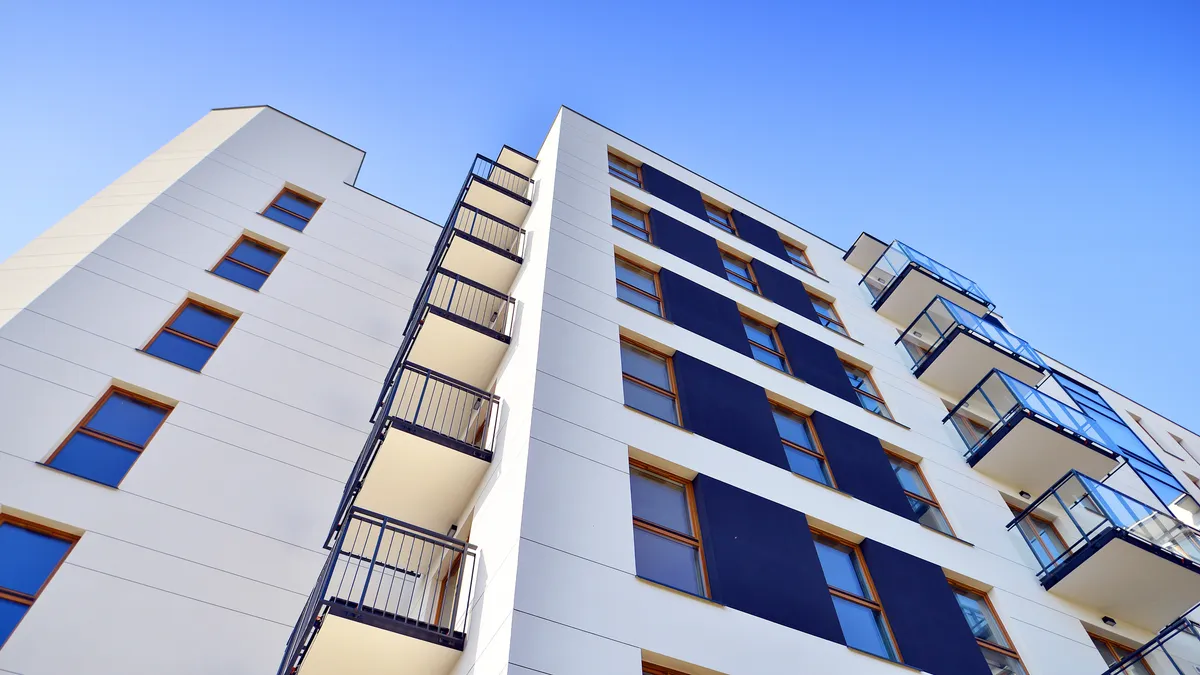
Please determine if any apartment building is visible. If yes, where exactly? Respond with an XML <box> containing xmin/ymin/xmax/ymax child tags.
<box><xmin>2</xmin><ymin>105</ymin><xmax>1199</xmax><ymax>675</ymax></box>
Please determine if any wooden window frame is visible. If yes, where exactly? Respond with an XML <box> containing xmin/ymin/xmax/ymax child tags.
<box><xmin>1009</xmin><ymin>504</ymin><xmax>1068</xmax><ymax>565</ymax></box>
<box><xmin>611</xmin><ymin>197</ymin><xmax>652</xmax><ymax>242</ymax></box>
<box><xmin>812</xmin><ymin>530</ymin><xmax>902</xmax><ymax>662</ymax></box>
<box><xmin>608</xmin><ymin>153</ymin><xmax>643</xmax><ymax>189</ymax></box>
<box><xmin>784</xmin><ymin>242</ymin><xmax>816</xmax><ymax>274</ymax></box>
<box><xmin>643</xmin><ymin>663</ymin><xmax>689</xmax><ymax>675</ymax></box>
<box><xmin>809</xmin><ymin>293</ymin><xmax>849</xmax><ymax>337</ymax></box>
<box><xmin>721</xmin><ymin>251</ymin><xmax>759</xmax><ymax>294</ymax></box>
<box><xmin>704</xmin><ymin>200</ymin><xmax>737</xmax><ymax>235</ymax></box>
<box><xmin>887</xmin><ymin>452</ymin><xmax>954</xmax><ymax>536</ymax></box>
<box><xmin>950</xmin><ymin>581</ymin><xmax>1027</xmax><ymax>670</ymax></box>
<box><xmin>1089</xmin><ymin>632</ymin><xmax>1153</xmax><ymax>674</ymax></box>
<box><xmin>210</xmin><ymin>235</ymin><xmax>285</xmax><ymax>289</ymax></box>
<box><xmin>620</xmin><ymin>338</ymin><xmax>682</xmax><ymax>426</ymax></box>
<box><xmin>0</xmin><ymin>514</ymin><xmax>80</xmax><ymax>648</ymax></box>
<box><xmin>773</xmin><ymin>403</ymin><xmax>836</xmax><ymax>488</ymax></box>
<box><xmin>615</xmin><ymin>255</ymin><xmax>663</xmax><ymax>317</ymax></box>
<box><xmin>44</xmin><ymin>387</ymin><xmax>173</xmax><ymax>473</ymax></box>
<box><xmin>843</xmin><ymin>361</ymin><xmax>894</xmax><ymax>420</ymax></box>
<box><xmin>143</xmin><ymin>300</ymin><xmax>238</xmax><ymax>365</ymax></box>
<box><xmin>630</xmin><ymin>459</ymin><xmax>710</xmax><ymax>598</ymax></box>
<box><xmin>742</xmin><ymin>314</ymin><xmax>790</xmax><ymax>374</ymax></box>
<box><xmin>261</xmin><ymin>188</ymin><xmax>321</xmax><ymax>229</ymax></box>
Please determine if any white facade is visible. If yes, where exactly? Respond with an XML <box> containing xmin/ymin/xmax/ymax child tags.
<box><xmin>3</xmin><ymin>105</ymin><xmax>1199</xmax><ymax>675</ymax></box>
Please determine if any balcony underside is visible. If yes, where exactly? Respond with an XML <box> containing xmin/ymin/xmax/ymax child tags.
<box><xmin>463</xmin><ymin>176</ymin><xmax>529</xmax><ymax>226</ymax></box>
<box><xmin>497</xmin><ymin>147</ymin><xmax>537</xmax><ymax>178</ymax></box>
<box><xmin>297</xmin><ymin>611</ymin><xmax>461</xmax><ymax>675</ymax></box>
<box><xmin>844</xmin><ymin>232</ymin><xmax>889</xmax><ymax>272</ymax></box>
<box><xmin>970</xmin><ymin>413</ymin><xmax>1121</xmax><ymax>497</ymax></box>
<box><xmin>357</xmin><ymin>428</ymin><xmax>490</xmax><ymax>536</ymax></box>
<box><xmin>1046</xmin><ymin>529</ymin><xmax>1200</xmax><ymax>630</ymax></box>
<box><xmin>873</xmin><ymin>265</ymin><xmax>991</xmax><ymax>327</ymax></box>
<box><xmin>409</xmin><ymin>311</ymin><xmax>508</xmax><ymax>391</ymax></box>
<box><xmin>915</xmin><ymin>329</ymin><xmax>1045</xmax><ymax>401</ymax></box>
<box><xmin>442</xmin><ymin>231</ymin><xmax>521</xmax><ymax>294</ymax></box>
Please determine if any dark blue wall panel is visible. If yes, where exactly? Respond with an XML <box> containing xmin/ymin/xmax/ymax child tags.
<box><xmin>642</xmin><ymin>164</ymin><xmax>708</xmax><ymax>221</ymax></box>
<box><xmin>732</xmin><ymin>210</ymin><xmax>789</xmax><ymax>261</ymax></box>
<box><xmin>692</xmin><ymin>474</ymin><xmax>845</xmax><ymax>645</ymax></box>
<box><xmin>650</xmin><ymin>210</ymin><xmax>725</xmax><ymax>276</ymax></box>
<box><xmin>810</xmin><ymin>412</ymin><xmax>915</xmax><ymax>520</ymax></box>
<box><xmin>775</xmin><ymin>326</ymin><xmax>859</xmax><ymax>405</ymax></box>
<box><xmin>859</xmin><ymin>540</ymin><xmax>991</xmax><ymax>675</ymax></box>
<box><xmin>751</xmin><ymin>260</ymin><xmax>822</xmax><ymax>323</ymax></box>
<box><xmin>659</xmin><ymin>270</ymin><xmax>751</xmax><ymax>358</ymax></box>
<box><xmin>673</xmin><ymin>353</ymin><xmax>787</xmax><ymax>470</ymax></box>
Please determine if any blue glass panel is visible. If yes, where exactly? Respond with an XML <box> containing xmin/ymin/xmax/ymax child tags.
<box><xmin>212</xmin><ymin>260</ymin><xmax>268</xmax><ymax>290</ymax></box>
<box><xmin>832</xmin><ymin>596</ymin><xmax>896</xmax><ymax>659</ymax></box>
<box><xmin>633</xmin><ymin>527</ymin><xmax>704</xmax><ymax>595</ymax></box>
<box><xmin>228</xmin><ymin>240</ymin><xmax>282</xmax><ymax>273</ymax></box>
<box><xmin>48</xmin><ymin>434</ymin><xmax>140</xmax><ymax>487</ymax></box>
<box><xmin>85</xmin><ymin>393</ymin><xmax>168</xmax><ymax>447</ymax></box>
<box><xmin>784</xmin><ymin>446</ymin><xmax>830</xmax><ymax>485</ymax></box>
<box><xmin>0</xmin><ymin>524</ymin><xmax>71</xmax><ymax>595</ymax></box>
<box><xmin>815</xmin><ymin>539</ymin><xmax>868</xmax><ymax>598</ymax></box>
<box><xmin>145</xmin><ymin>332</ymin><xmax>215</xmax><ymax>371</ymax></box>
<box><xmin>263</xmin><ymin>206</ymin><xmax>309</xmax><ymax>231</ymax></box>
<box><xmin>168</xmin><ymin>305</ymin><xmax>234</xmax><ymax>345</ymax></box>
<box><xmin>630</xmin><ymin>469</ymin><xmax>693</xmax><ymax>535</ymax></box>
<box><xmin>0</xmin><ymin>598</ymin><xmax>28</xmax><ymax>647</ymax></box>
<box><xmin>273</xmin><ymin>192</ymin><xmax>318</xmax><ymax>219</ymax></box>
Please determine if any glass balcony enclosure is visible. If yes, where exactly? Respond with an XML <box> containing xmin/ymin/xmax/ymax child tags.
<box><xmin>1099</xmin><ymin>610</ymin><xmax>1200</xmax><ymax>674</ymax></box>
<box><xmin>1009</xmin><ymin>472</ymin><xmax>1200</xmax><ymax>630</ymax></box>
<box><xmin>899</xmin><ymin>296</ymin><xmax>1046</xmax><ymax>400</ymax></box>
<box><xmin>946</xmin><ymin>370</ymin><xmax>1121</xmax><ymax>497</ymax></box>
<box><xmin>861</xmin><ymin>240</ymin><xmax>994</xmax><ymax>326</ymax></box>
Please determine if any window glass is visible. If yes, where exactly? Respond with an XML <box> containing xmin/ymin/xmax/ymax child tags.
<box><xmin>47</xmin><ymin>391</ymin><xmax>171</xmax><ymax>487</ymax></box>
<box><xmin>611</xmin><ymin>200</ymin><xmax>649</xmax><ymax>240</ymax></box>
<box><xmin>786</xmin><ymin>448</ymin><xmax>831</xmax><ymax>485</ymax></box>
<box><xmin>810</xmin><ymin>295</ymin><xmax>849</xmax><ymax>336</ymax></box>
<box><xmin>213</xmin><ymin>260</ymin><xmax>268</xmax><ymax>290</ymax></box>
<box><xmin>633</xmin><ymin>527</ymin><xmax>704</xmax><ymax>595</ymax></box>
<box><xmin>845</xmin><ymin>363</ymin><xmax>893</xmax><ymax>420</ymax></box>
<box><xmin>773</xmin><ymin>408</ymin><xmax>815</xmax><ymax>451</ymax></box>
<box><xmin>0</xmin><ymin>598</ymin><xmax>27</xmax><ymax>647</ymax></box>
<box><xmin>785</xmin><ymin>244</ymin><xmax>815</xmax><ymax>273</ymax></box>
<box><xmin>50</xmin><ymin>434</ymin><xmax>140</xmax><ymax>486</ymax></box>
<box><xmin>889</xmin><ymin>456</ymin><xmax>931</xmax><ymax>499</ymax></box>
<box><xmin>955</xmin><ymin>588</ymin><xmax>1010</xmax><ymax>648</ymax></box>
<box><xmin>621</xmin><ymin>343</ymin><xmax>671</xmax><ymax>390</ymax></box>
<box><xmin>85</xmin><ymin>393</ymin><xmax>170</xmax><ymax>447</ymax></box>
<box><xmin>145</xmin><ymin>332</ymin><xmax>215</xmax><ymax>371</ymax></box>
<box><xmin>616</xmin><ymin>260</ymin><xmax>656</xmax><ymax>295</ymax></box>
<box><xmin>705</xmin><ymin>203</ymin><xmax>734</xmax><ymax>233</ymax></box>
<box><xmin>815</xmin><ymin>539</ymin><xmax>869</xmax><ymax>599</ymax></box>
<box><xmin>615</xmin><ymin>259</ymin><xmax>662</xmax><ymax>316</ymax></box>
<box><xmin>722</xmin><ymin>254</ymin><xmax>757</xmax><ymax>292</ymax></box>
<box><xmin>832</xmin><ymin>595</ymin><xmax>896</xmax><ymax>660</ymax></box>
<box><xmin>0</xmin><ymin>524</ymin><xmax>73</xmax><ymax>596</ymax></box>
<box><xmin>263</xmin><ymin>190</ymin><xmax>320</xmax><ymax>231</ymax></box>
<box><xmin>618</xmin><ymin>286</ymin><xmax>662</xmax><ymax>315</ymax></box>
<box><xmin>168</xmin><ymin>305</ymin><xmax>235</xmax><ymax>345</ymax></box>
<box><xmin>228</xmin><ymin>239</ymin><xmax>283</xmax><ymax>273</ymax></box>
<box><xmin>742</xmin><ymin>318</ymin><xmax>775</xmax><ymax>349</ymax></box>
<box><xmin>622</xmin><ymin>381</ymin><xmax>679</xmax><ymax>424</ymax></box>
<box><xmin>631</xmin><ymin>468</ymin><xmax>693</xmax><ymax>535</ymax></box>
<box><xmin>608</xmin><ymin>154</ymin><xmax>642</xmax><ymax>187</ymax></box>
<box><xmin>909</xmin><ymin>498</ymin><xmax>953</xmax><ymax>533</ymax></box>
<box><xmin>981</xmin><ymin>648</ymin><xmax>1027</xmax><ymax>675</ymax></box>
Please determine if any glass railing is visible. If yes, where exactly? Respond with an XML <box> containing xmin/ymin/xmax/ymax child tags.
<box><xmin>945</xmin><ymin>370</ymin><xmax>1115</xmax><ymax>461</ymax></box>
<box><xmin>1101</xmin><ymin>609</ymin><xmax>1200</xmax><ymax>674</ymax></box>
<box><xmin>1010</xmin><ymin>471</ymin><xmax>1200</xmax><ymax>580</ymax></box>
<box><xmin>899</xmin><ymin>296</ymin><xmax>1045</xmax><ymax>374</ymax></box>
<box><xmin>862</xmin><ymin>240</ymin><xmax>992</xmax><ymax>309</ymax></box>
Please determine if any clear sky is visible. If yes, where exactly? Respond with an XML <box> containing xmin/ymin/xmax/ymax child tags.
<box><xmin>2</xmin><ymin>2</ymin><xmax>1197</xmax><ymax>430</ymax></box>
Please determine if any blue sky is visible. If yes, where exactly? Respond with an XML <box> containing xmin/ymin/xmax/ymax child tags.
<box><xmin>2</xmin><ymin>2</ymin><xmax>1197</xmax><ymax>430</ymax></box>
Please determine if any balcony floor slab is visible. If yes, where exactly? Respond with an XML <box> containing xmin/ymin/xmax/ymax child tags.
<box><xmin>297</xmin><ymin>612</ymin><xmax>460</xmax><ymax>675</ymax></box>
<box><xmin>970</xmin><ymin>413</ymin><xmax>1121</xmax><ymax>497</ymax></box>
<box><xmin>916</xmin><ymin>330</ymin><xmax>1045</xmax><ymax>401</ymax></box>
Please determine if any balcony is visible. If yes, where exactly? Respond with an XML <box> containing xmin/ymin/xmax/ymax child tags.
<box><xmin>1099</xmin><ymin>609</ymin><xmax>1200</xmax><ymax>674</ymax></box>
<box><xmin>408</xmin><ymin>269</ymin><xmax>514</xmax><ymax>391</ymax></box>
<box><xmin>440</xmin><ymin>203</ymin><xmax>525</xmax><ymax>293</ymax></box>
<box><xmin>278</xmin><ymin>508</ymin><xmax>477</xmax><ymax>675</ymax></box>
<box><xmin>843</xmin><ymin>232</ymin><xmax>889</xmax><ymax>272</ymax></box>
<box><xmin>861</xmin><ymin>240</ymin><xmax>994</xmax><ymax>326</ymax></box>
<box><xmin>460</xmin><ymin>154</ymin><xmax>533</xmax><ymax>227</ymax></box>
<box><xmin>946</xmin><ymin>370</ymin><xmax>1121</xmax><ymax>497</ymax></box>
<box><xmin>899</xmin><ymin>296</ymin><xmax>1046</xmax><ymax>400</ymax></box>
<box><xmin>1010</xmin><ymin>472</ymin><xmax>1200</xmax><ymax>629</ymax></box>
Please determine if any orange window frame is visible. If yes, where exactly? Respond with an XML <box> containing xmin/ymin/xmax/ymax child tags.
<box><xmin>630</xmin><ymin>459</ymin><xmax>710</xmax><ymax>598</ymax></box>
<box><xmin>210</xmin><ymin>235</ymin><xmax>285</xmax><ymax>281</ymax></box>
<box><xmin>704</xmin><ymin>200</ymin><xmax>736</xmax><ymax>235</ymax></box>
<box><xmin>620</xmin><ymin>338</ymin><xmax>682</xmax><ymax>425</ymax></box>
<box><xmin>843</xmin><ymin>361</ymin><xmax>894</xmax><ymax>420</ymax></box>
<box><xmin>772</xmin><ymin>403</ymin><xmax>836</xmax><ymax>487</ymax></box>
<box><xmin>143</xmin><ymin>300</ymin><xmax>238</xmax><ymax>356</ymax></box>
<box><xmin>615</xmin><ymin>255</ymin><xmax>664</xmax><ymax>316</ymax></box>
<box><xmin>44</xmin><ymin>387</ymin><xmax>173</xmax><ymax>469</ymax></box>
<box><xmin>742</xmin><ymin>314</ymin><xmax>790</xmax><ymax>374</ymax></box>
<box><xmin>608</xmin><ymin>153</ymin><xmax>643</xmax><ymax>188</ymax></box>
<box><xmin>812</xmin><ymin>530</ymin><xmax>902</xmax><ymax>661</ymax></box>
<box><xmin>0</xmin><ymin>514</ymin><xmax>80</xmax><ymax>648</ymax></box>
<box><xmin>643</xmin><ymin>664</ymin><xmax>690</xmax><ymax>675</ymax></box>
<box><xmin>1089</xmin><ymin>632</ymin><xmax>1153</xmax><ymax>673</ymax></box>
<box><xmin>886</xmin><ymin>452</ymin><xmax>955</xmax><ymax>536</ymax></box>
<box><xmin>611</xmin><ymin>197</ymin><xmax>652</xmax><ymax>241</ymax></box>
<box><xmin>784</xmin><ymin>242</ymin><xmax>816</xmax><ymax>273</ymax></box>
<box><xmin>261</xmin><ymin>188</ymin><xmax>321</xmax><ymax>226</ymax></box>
<box><xmin>950</xmin><ymin>581</ymin><xmax>1027</xmax><ymax>670</ymax></box>
<box><xmin>808</xmin><ymin>293</ymin><xmax>849</xmax><ymax>336</ymax></box>
<box><xmin>721</xmin><ymin>251</ymin><xmax>758</xmax><ymax>294</ymax></box>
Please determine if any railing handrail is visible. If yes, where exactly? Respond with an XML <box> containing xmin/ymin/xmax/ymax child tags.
<box><xmin>472</xmin><ymin>153</ymin><xmax>533</xmax><ymax>183</ymax></box>
<box><xmin>432</xmin><ymin>268</ymin><xmax>516</xmax><ymax>302</ymax></box>
<box><xmin>1101</xmin><ymin>606</ymin><xmax>1200</xmax><ymax>675</ymax></box>
<box><xmin>454</xmin><ymin>202</ymin><xmax>525</xmax><ymax>235</ymax></box>
<box><xmin>898</xmin><ymin>296</ymin><xmax>1045</xmax><ymax>371</ymax></box>
<box><xmin>399</xmin><ymin>362</ymin><xmax>500</xmax><ymax>403</ymax></box>
<box><xmin>861</xmin><ymin>240</ymin><xmax>993</xmax><ymax>308</ymax></box>
<box><xmin>346</xmin><ymin>505</ymin><xmax>478</xmax><ymax>550</ymax></box>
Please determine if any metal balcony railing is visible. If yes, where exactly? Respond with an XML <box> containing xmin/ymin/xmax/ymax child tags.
<box><xmin>423</xmin><ymin>268</ymin><xmax>515</xmax><ymax>340</ymax></box>
<box><xmin>278</xmin><ymin>508</ymin><xmax>478</xmax><ymax>674</ymax></box>
<box><xmin>898</xmin><ymin>296</ymin><xmax>1046</xmax><ymax>375</ymax></box>
<box><xmin>1100</xmin><ymin>607</ymin><xmax>1200</xmax><ymax>674</ymax></box>
<box><xmin>862</xmin><ymin>240</ymin><xmax>993</xmax><ymax>310</ymax></box>
<box><xmin>945</xmin><ymin>369</ymin><xmax>1115</xmax><ymax>462</ymax></box>
<box><xmin>451</xmin><ymin>202</ymin><xmax>525</xmax><ymax>259</ymax></box>
<box><xmin>388</xmin><ymin>363</ymin><xmax>499</xmax><ymax>459</ymax></box>
<box><xmin>470</xmin><ymin>154</ymin><xmax>533</xmax><ymax>202</ymax></box>
<box><xmin>1009</xmin><ymin>471</ymin><xmax>1200</xmax><ymax>580</ymax></box>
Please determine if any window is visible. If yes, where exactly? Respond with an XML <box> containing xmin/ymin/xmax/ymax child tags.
<box><xmin>143</xmin><ymin>301</ymin><xmax>238</xmax><ymax>371</ymax></box>
<box><xmin>704</xmin><ymin>201</ymin><xmax>736</xmax><ymax>235</ymax></box>
<box><xmin>615</xmin><ymin>257</ymin><xmax>663</xmax><ymax>317</ymax></box>
<box><xmin>608</xmin><ymin>153</ymin><xmax>642</xmax><ymax>188</ymax></box>
<box><xmin>887</xmin><ymin>454</ymin><xmax>953</xmax><ymax>536</ymax></box>
<box><xmin>809</xmin><ymin>294</ymin><xmax>849</xmax><ymax>337</ymax></box>
<box><xmin>1090</xmin><ymin>633</ymin><xmax>1152</xmax><ymax>675</ymax></box>
<box><xmin>813</xmin><ymin>533</ymin><xmax>899</xmax><ymax>661</ymax></box>
<box><xmin>742</xmin><ymin>316</ymin><xmax>788</xmax><ymax>372</ymax></box>
<box><xmin>784</xmin><ymin>242</ymin><xmax>815</xmax><ymax>274</ymax></box>
<box><xmin>772</xmin><ymin>405</ymin><xmax>833</xmax><ymax>487</ymax></box>
<box><xmin>45</xmin><ymin>388</ymin><xmax>172</xmax><ymax>487</ymax></box>
<box><xmin>0</xmin><ymin>516</ymin><xmax>77</xmax><ymax>648</ymax></box>
<box><xmin>843</xmin><ymin>362</ymin><xmax>893</xmax><ymax>420</ymax></box>
<box><xmin>261</xmin><ymin>188</ymin><xmax>320</xmax><ymax>231</ymax></box>
<box><xmin>643</xmin><ymin>665</ymin><xmax>688</xmax><ymax>675</ymax></box>
<box><xmin>621</xmin><ymin>339</ymin><xmax>679</xmax><ymax>425</ymax></box>
<box><xmin>721</xmin><ymin>252</ymin><xmax>758</xmax><ymax>293</ymax></box>
<box><xmin>612</xmin><ymin>198</ymin><xmax>651</xmax><ymax>242</ymax></box>
<box><xmin>952</xmin><ymin>584</ymin><xmax>1028</xmax><ymax>675</ymax></box>
<box><xmin>630</xmin><ymin>461</ymin><xmax>707</xmax><ymax>596</ymax></box>
<box><xmin>1010</xmin><ymin>505</ymin><xmax>1067</xmax><ymax>570</ymax></box>
<box><xmin>211</xmin><ymin>236</ymin><xmax>285</xmax><ymax>291</ymax></box>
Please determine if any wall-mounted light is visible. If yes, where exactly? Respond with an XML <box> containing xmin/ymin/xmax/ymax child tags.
<box><xmin>1019</xmin><ymin>491</ymin><xmax>1032</xmax><ymax>500</ymax></box>
<box><xmin>1102</xmin><ymin>616</ymin><xmax>1117</xmax><ymax>627</ymax></box>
